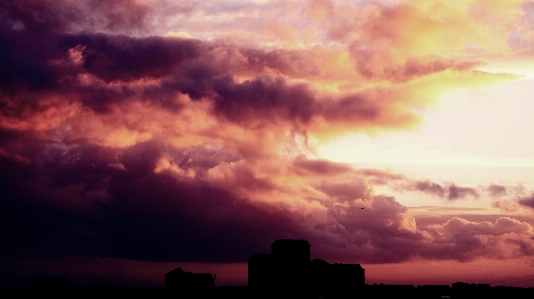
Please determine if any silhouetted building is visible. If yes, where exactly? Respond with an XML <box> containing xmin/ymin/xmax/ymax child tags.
<box><xmin>329</xmin><ymin>262</ymin><xmax>365</xmax><ymax>288</ymax></box>
<box><xmin>248</xmin><ymin>253</ymin><xmax>280</xmax><ymax>290</ymax></box>
<box><xmin>248</xmin><ymin>239</ymin><xmax>365</xmax><ymax>296</ymax></box>
<box><xmin>272</xmin><ymin>239</ymin><xmax>310</xmax><ymax>291</ymax></box>
<box><xmin>165</xmin><ymin>267</ymin><xmax>215</xmax><ymax>296</ymax></box>
<box><xmin>310</xmin><ymin>259</ymin><xmax>365</xmax><ymax>295</ymax></box>
<box><xmin>270</xmin><ymin>239</ymin><xmax>311</xmax><ymax>263</ymax></box>
<box><xmin>248</xmin><ymin>240</ymin><xmax>311</xmax><ymax>294</ymax></box>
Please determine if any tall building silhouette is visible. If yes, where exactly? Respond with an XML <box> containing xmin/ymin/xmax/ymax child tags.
<box><xmin>165</xmin><ymin>267</ymin><xmax>215</xmax><ymax>297</ymax></box>
<box><xmin>248</xmin><ymin>239</ymin><xmax>364</xmax><ymax>296</ymax></box>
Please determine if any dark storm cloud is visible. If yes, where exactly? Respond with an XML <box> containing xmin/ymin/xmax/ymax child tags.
<box><xmin>0</xmin><ymin>149</ymin><xmax>85</xmax><ymax>254</ymax></box>
<box><xmin>99</xmin><ymin>170</ymin><xmax>298</xmax><ymax>262</ymax></box>
<box><xmin>0</xmin><ymin>0</ymin><xmax>154</xmax><ymax>93</ymax></box>
<box><xmin>518</xmin><ymin>193</ymin><xmax>534</xmax><ymax>210</ymax></box>
<box><xmin>0</xmin><ymin>139</ymin><xmax>301</xmax><ymax>263</ymax></box>
<box><xmin>0</xmin><ymin>0</ymin><xmax>422</xmax><ymax>266</ymax></box>
<box><xmin>212</xmin><ymin>77</ymin><xmax>316</xmax><ymax>124</ymax></box>
<box><xmin>70</xmin><ymin>40</ymin><xmax>317</xmax><ymax>125</ymax></box>
<box><xmin>0</xmin><ymin>0</ymin><xmax>163</xmax><ymax>113</ymax></box>
<box><xmin>0</xmin><ymin>0</ymin><xmax>78</xmax><ymax>34</ymax></box>
<box><xmin>119</xmin><ymin>140</ymin><xmax>165</xmax><ymax>176</ymax></box>
<box><xmin>59</xmin><ymin>34</ymin><xmax>203</xmax><ymax>83</ymax></box>
<box><xmin>0</xmin><ymin>0</ymin><xmax>152</xmax><ymax>35</ymax></box>
<box><xmin>0</xmin><ymin>9</ymin><xmax>372</xmax><ymax>127</ymax></box>
<box><xmin>0</xmin><ymin>21</ymin><xmax>60</xmax><ymax>98</ymax></box>
<box><xmin>0</xmin><ymin>1</ymin><xmax>451</xmax><ymax>130</ymax></box>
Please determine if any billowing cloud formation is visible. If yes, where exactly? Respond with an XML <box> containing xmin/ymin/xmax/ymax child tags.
<box><xmin>1</xmin><ymin>0</ymin><xmax>534</xmax><ymax>284</ymax></box>
<box><xmin>422</xmin><ymin>217</ymin><xmax>534</xmax><ymax>261</ymax></box>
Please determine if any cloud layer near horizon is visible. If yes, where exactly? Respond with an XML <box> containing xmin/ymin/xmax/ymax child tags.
<box><xmin>1</xmin><ymin>0</ymin><xmax>534</xmax><ymax>280</ymax></box>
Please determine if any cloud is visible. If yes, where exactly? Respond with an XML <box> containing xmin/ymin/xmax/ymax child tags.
<box><xmin>518</xmin><ymin>193</ymin><xmax>534</xmax><ymax>210</ymax></box>
<box><xmin>2</xmin><ymin>133</ymin><xmax>534</xmax><ymax>266</ymax></box>
<box><xmin>487</xmin><ymin>183</ymin><xmax>508</xmax><ymax>197</ymax></box>
<box><xmin>404</xmin><ymin>181</ymin><xmax>480</xmax><ymax>201</ymax></box>
<box><xmin>448</xmin><ymin>184</ymin><xmax>480</xmax><ymax>200</ymax></box>
<box><xmin>211</xmin><ymin>76</ymin><xmax>316</xmax><ymax>125</ymax></box>
<box><xmin>357</xmin><ymin>169</ymin><xmax>405</xmax><ymax>185</ymax></box>
<box><xmin>421</xmin><ymin>217</ymin><xmax>534</xmax><ymax>261</ymax></box>
<box><xmin>492</xmin><ymin>199</ymin><xmax>520</xmax><ymax>213</ymax></box>
<box><xmin>1</xmin><ymin>0</ymin><xmax>533</xmax><ymax>281</ymax></box>
<box><xmin>292</xmin><ymin>156</ymin><xmax>352</xmax><ymax>175</ymax></box>
<box><xmin>316</xmin><ymin>180</ymin><xmax>371</xmax><ymax>202</ymax></box>
<box><xmin>492</xmin><ymin>189</ymin><xmax>534</xmax><ymax>213</ymax></box>
<box><xmin>2</xmin><ymin>1</ymin><xmax>516</xmax><ymax>135</ymax></box>
<box><xmin>0</xmin><ymin>0</ymin><xmax>153</xmax><ymax>35</ymax></box>
<box><xmin>411</xmin><ymin>180</ymin><xmax>446</xmax><ymax>198</ymax></box>
<box><xmin>60</xmin><ymin>34</ymin><xmax>203</xmax><ymax>83</ymax></box>
<box><xmin>0</xmin><ymin>140</ymin><xmax>302</xmax><ymax>262</ymax></box>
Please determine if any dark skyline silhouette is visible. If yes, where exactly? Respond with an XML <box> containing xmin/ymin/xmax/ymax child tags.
<box><xmin>248</xmin><ymin>239</ymin><xmax>365</xmax><ymax>297</ymax></box>
<box><xmin>2</xmin><ymin>239</ymin><xmax>533</xmax><ymax>298</ymax></box>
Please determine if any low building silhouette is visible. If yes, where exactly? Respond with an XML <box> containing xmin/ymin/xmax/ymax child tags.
<box><xmin>310</xmin><ymin>259</ymin><xmax>365</xmax><ymax>296</ymax></box>
<box><xmin>249</xmin><ymin>240</ymin><xmax>312</xmax><ymax>293</ymax></box>
<box><xmin>165</xmin><ymin>267</ymin><xmax>215</xmax><ymax>297</ymax></box>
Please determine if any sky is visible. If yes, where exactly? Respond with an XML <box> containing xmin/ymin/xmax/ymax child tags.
<box><xmin>1</xmin><ymin>0</ymin><xmax>534</xmax><ymax>288</ymax></box>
